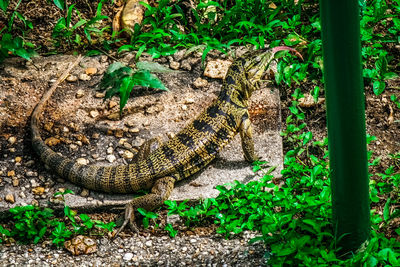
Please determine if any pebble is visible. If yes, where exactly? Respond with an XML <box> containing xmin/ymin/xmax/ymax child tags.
<box><xmin>108</xmin><ymin>100</ymin><xmax>118</xmax><ymax>109</ymax></box>
<box><xmin>95</xmin><ymin>92</ymin><xmax>106</xmax><ymax>98</ymax></box>
<box><xmin>24</xmin><ymin>160</ymin><xmax>35</xmax><ymax>167</ymax></box>
<box><xmin>80</xmin><ymin>189</ymin><xmax>90</xmax><ymax>197</ymax></box>
<box><xmin>85</xmin><ymin>67</ymin><xmax>98</xmax><ymax>75</ymax></box>
<box><xmin>75</xmin><ymin>89</ymin><xmax>85</xmax><ymax>98</ymax></box>
<box><xmin>76</xmin><ymin>158</ymin><xmax>89</xmax><ymax>165</ymax></box>
<box><xmin>184</xmin><ymin>98</ymin><xmax>195</xmax><ymax>104</ymax></box>
<box><xmin>15</xmin><ymin>156</ymin><xmax>22</xmax><ymax>163</ymax></box>
<box><xmin>123</xmin><ymin>252</ymin><xmax>134</xmax><ymax>261</ymax></box>
<box><xmin>193</xmin><ymin>78</ymin><xmax>208</xmax><ymax>88</ymax></box>
<box><xmin>32</xmin><ymin>187</ymin><xmax>45</xmax><ymax>195</ymax></box>
<box><xmin>26</xmin><ymin>171</ymin><xmax>37</xmax><ymax>177</ymax></box>
<box><xmin>44</xmin><ymin>137</ymin><xmax>61</xmax><ymax>146</ymax></box>
<box><xmin>30</xmin><ymin>179</ymin><xmax>39</xmax><ymax>187</ymax></box>
<box><xmin>8</xmin><ymin>136</ymin><xmax>17</xmax><ymax>145</ymax></box>
<box><xmin>169</xmin><ymin>61</ymin><xmax>180</xmax><ymax>70</ymax></box>
<box><xmin>79</xmin><ymin>73</ymin><xmax>91</xmax><ymax>81</ymax></box>
<box><xmin>7</xmin><ymin>170</ymin><xmax>15</xmax><ymax>177</ymax></box>
<box><xmin>145</xmin><ymin>240</ymin><xmax>152</xmax><ymax>247</ymax></box>
<box><xmin>67</xmin><ymin>75</ymin><xmax>78</xmax><ymax>82</ymax></box>
<box><xmin>5</xmin><ymin>194</ymin><xmax>15</xmax><ymax>203</ymax></box>
<box><xmin>180</xmin><ymin>60</ymin><xmax>192</xmax><ymax>71</ymax></box>
<box><xmin>106</xmin><ymin>154</ymin><xmax>116</xmax><ymax>163</ymax></box>
<box><xmin>12</xmin><ymin>178</ymin><xmax>19</xmax><ymax>187</ymax></box>
<box><xmin>123</xmin><ymin>150</ymin><xmax>134</xmax><ymax>160</ymax></box>
<box><xmin>89</xmin><ymin>110</ymin><xmax>99</xmax><ymax>118</ymax></box>
<box><xmin>106</xmin><ymin>147</ymin><xmax>114</xmax><ymax>154</ymax></box>
<box><xmin>181</xmin><ymin>104</ymin><xmax>188</xmax><ymax>111</ymax></box>
<box><xmin>129</xmin><ymin>127</ymin><xmax>140</xmax><ymax>133</ymax></box>
<box><xmin>70</xmin><ymin>144</ymin><xmax>78</xmax><ymax>150</ymax></box>
<box><xmin>204</xmin><ymin>59</ymin><xmax>232</xmax><ymax>79</ymax></box>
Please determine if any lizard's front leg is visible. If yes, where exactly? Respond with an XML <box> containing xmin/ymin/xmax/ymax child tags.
<box><xmin>239</xmin><ymin>112</ymin><xmax>259</xmax><ymax>162</ymax></box>
<box><xmin>113</xmin><ymin>176</ymin><xmax>176</xmax><ymax>237</ymax></box>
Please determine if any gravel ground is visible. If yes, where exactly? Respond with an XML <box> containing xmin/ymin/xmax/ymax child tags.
<box><xmin>0</xmin><ymin>232</ymin><xmax>268</xmax><ymax>266</ymax></box>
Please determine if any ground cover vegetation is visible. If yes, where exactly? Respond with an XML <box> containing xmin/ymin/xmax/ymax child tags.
<box><xmin>0</xmin><ymin>0</ymin><xmax>399</xmax><ymax>265</ymax></box>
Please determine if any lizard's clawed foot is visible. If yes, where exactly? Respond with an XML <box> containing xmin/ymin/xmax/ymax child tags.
<box><xmin>113</xmin><ymin>204</ymin><xmax>139</xmax><ymax>239</ymax></box>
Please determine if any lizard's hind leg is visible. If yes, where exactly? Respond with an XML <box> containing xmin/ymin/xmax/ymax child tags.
<box><xmin>113</xmin><ymin>176</ymin><xmax>176</xmax><ymax>237</ymax></box>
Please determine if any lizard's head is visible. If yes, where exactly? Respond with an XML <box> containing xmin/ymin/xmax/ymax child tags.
<box><xmin>228</xmin><ymin>46</ymin><xmax>302</xmax><ymax>100</ymax></box>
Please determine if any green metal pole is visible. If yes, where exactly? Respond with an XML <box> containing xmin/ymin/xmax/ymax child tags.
<box><xmin>319</xmin><ymin>0</ymin><xmax>370</xmax><ymax>256</ymax></box>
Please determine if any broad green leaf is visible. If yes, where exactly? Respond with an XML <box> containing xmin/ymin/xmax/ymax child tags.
<box><xmin>53</xmin><ymin>0</ymin><xmax>64</xmax><ymax>9</ymax></box>
<box><xmin>15</xmin><ymin>48</ymin><xmax>31</xmax><ymax>60</ymax></box>
<box><xmin>383</xmin><ymin>197</ymin><xmax>391</xmax><ymax>221</ymax></box>
<box><xmin>136</xmin><ymin>61</ymin><xmax>179</xmax><ymax>73</ymax></box>
<box><xmin>372</xmin><ymin>80</ymin><xmax>385</xmax><ymax>95</ymax></box>
<box><xmin>131</xmin><ymin>71</ymin><xmax>167</xmax><ymax>90</ymax></box>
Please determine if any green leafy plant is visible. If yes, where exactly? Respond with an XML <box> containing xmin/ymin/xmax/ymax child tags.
<box><xmin>0</xmin><ymin>190</ymin><xmax>115</xmax><ymax>247</ymax></box>
<box><xmin>0</xmin><ymin>0</ymin><xmax>35</xmax><ymax>62</ymax></box>
<box><xmin>137</xmin><ymin>208</ymin><xmax>159</xmax><ymax>229</ymax></box>
<box><xmin>98</xmin><ymin>62</ymin><xmax>167</xmax><ymax>115</ymax></box>
<box><xmin>163</xmin><ymin>88</ymin><xmax>400</xmax><ymax>265</ymax></box>
<box><xmin>8</xmin><ymin>205</ymin><xmax>56</xmax><ymax>244</ymax></box>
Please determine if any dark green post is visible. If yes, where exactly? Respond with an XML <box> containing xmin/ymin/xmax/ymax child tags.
<box><xmin>319</xmin><ymin>0</ymin><xmax>370</xmax><ymax>256</ymax></box>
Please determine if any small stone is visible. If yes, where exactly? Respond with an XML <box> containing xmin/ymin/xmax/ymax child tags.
<box><xmin>25</xmin><ymin>160</ymin><xmax>35</xmax><ymax>167</ymax></box>
<box><xmin>145</xmin><ymin>240</ymin><xmax>152</xmax><ymax>247</ymax></box>
<box><xmin>123</xmin><ymin>150</ymin><xmax>134</xmax><ymax>160</ymax></box>
<box><xmin>123</xmin><ymin>252</ymin><xmax>134</xmax><ymax>261</ymax></box>
<box><xmin>184</xmin><ymin>98</ymin><xmax>195</xmax><ymax>104</ymax></box>
<box><xmin>15</xmin><ymin>156</ymin><xmax>22</xmax><ymax>163</ymax></box>
<box><xmin>114</xmin><ymin>129</ymin><xmax>124</xmax><ymax>138</ymax></box>
<box><xmin>85</xmin><ymin>67</ymin><xmax>98</xmax><ymax>75</ymax></box>
<box><xmin>129</xmin><ymin>127</ymin><xmax>140</xmax><ymax>134</ymax></box>
<box><xmin>106</xmin><ymin>154</ymin><xmax>116</xmax><ymax>163</ymax></box>
<box><xmin>66</xmin><ymin>75</ymin><xmax>78</xmax><ymax>82</ymax></box>
<box><xmin>181</xmin><ymin>104</ymin><xmax>188</xmax><ymax>111</ymax></box>
<box><xmin>106</xmin><ymin>147</ymin><xmax>114</xmax><ymax>154</ymax></box>
<box><xmin>108</xmin><ymin>100</ymin><xmax>118</xmax><ymax>109</ymax></box>
<box><xmin>7</xmin><ymin>170</ymin><xmax>15</xmax><ymax>177</ymax></box>
<box><xmin>44</xmin><ymin>122</ymin><xmax>54</xmax><ymax>132</ymax></box>
<box><xmin>100</xmin><ymin>55</ymin><xmax>108</xmax><ymax>63</ymax></box>
<box><xmin>8</xmin><ymin>148</ymin><xmax>16</xmax><ymax>153</ymax></box>
<box><xmin>76</xmin><ymin>89</ymin><xmax>85</xmax><ymax>98</ymax></box>
<box><xmin>80</xmin><ymin>189</ymin><xmax>90</xmax><ymax>197</ymax></box>
<box><xmin>5</xmin><ymin>194</ymin><xmax>15</xmax><ymax>203</ymax></box>
<box><xmin>92</xmin><ymin>133</ymin><xmax>100</xmax><ymax>139</ymax></box>
<box><xmin>123</xmin><ymin>142</ymin><xmax>133</xmax><ymax>149</ymax></box>
<box><xmin>19</xmin><ymin>191</ymin><xmax>26</xmax><ymax>198</ymax></box>
<box><xmin>32</xmin><ymin>187</ymin><xmax>45</xmax><ymax>195</ymax></box>
<box><xmin>170</xmin><ymin>61</ymin><xmax>180</xmax><ymax>70</ymax></box>
<box><xmin>76</xmin><ymin>158</ymin><xmax>89</xmax><ymax>165</ymax></box>
<box><xmin>89</xmin><ymin>110</ymin><xmax>99</xmax><ymax>118</ymax></box>
<box><xmin>8</xmin><ymin>136</ymin><xmax>16</xmax><ymax>145</ymax></box>
<box><xmin>190</xmin><ymin>238</ymin><xmax>197</xmax><ymax>244</ymax></box>
<box><xmin>193</xmin><ymin>78</ymin><xmax>208</xmax><ymax>88</ymax></box>
<box><xmin>166</xmin><ymin>132</ymin><xmax>175</xmax><ymax>139</ymax></box>
<box><xmin>180</xmin><ymin>60</ymin><xmax>192</xmax><ymax>71</ymax></box>
<box><xmin>26</xmin><ymin>171</ymin><xmax>38</xmax><ymax>177</ymax></box>
<box><xmin>95</xmin><ymin>92</ymin><xmax>106</xmax><ymax>98</ymax></box>
<box><xmin>45</xmin><ymin>137</ymin><xmax>61</xmax><ymax>146</ymax></box>
<box><xmin>30</xmin><ymin>179</ymin><xmax>39</xmax><ymax>187</ymax></box>
<box><xmin>204</xmin><ymin>59</ymin><xmax>232</xmax><ymax>79</ymax></box>
<box><xmin>70</xmin><ymin>144</ymin><xmax>78</xmax><ymax>151</ymax></box>
<box><xmin>79</xmin><ymin>73</ymin><xmax>91</xmax><ymax>81</ymax></box>
<box><xmin>12</xmin><ymin>178</ymin><xmax>19</xmax><ymax>187</ymax></box>
<box><xmin>64</xmin><ymin>235</ymin><xmax>97</xmax><ymax>255</ymax></box>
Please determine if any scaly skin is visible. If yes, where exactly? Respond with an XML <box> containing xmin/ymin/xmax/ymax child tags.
<box><xmin>31</xmin><ymin>47</ymin><xmax>298</xmax><ymax>235</ymax></box>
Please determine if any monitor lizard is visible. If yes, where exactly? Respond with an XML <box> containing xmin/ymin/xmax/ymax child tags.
<box><xmin>31</xmin><ymin>47</ymin><xmax>300</xmax><ymax>236</ymax></box>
